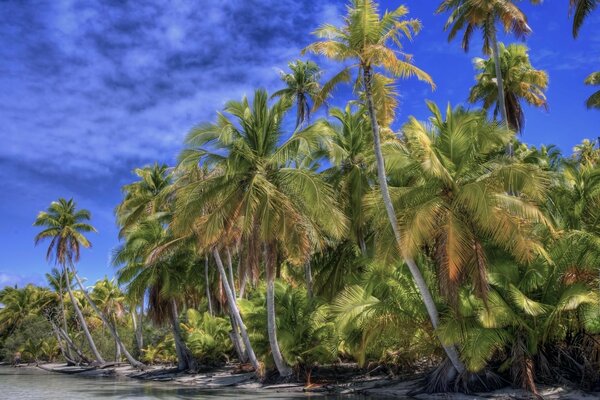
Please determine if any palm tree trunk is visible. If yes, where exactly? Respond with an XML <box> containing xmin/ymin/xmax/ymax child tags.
<box><xmin>49</xmin><ymin>320</ymin><xmax>76</xmax><ymax>365</ymax></box>
<box><xmin>57</xmin><ymin>283</ymin><xmax>74</xmax><ymax>361</ymax></box>
<box><xmin>49</xmin><ymin>318</ymin><xmax>89</xmax><ymax>364</ymax></box>
<box><xmin>490</xmin><ymin>25</ymin><xmax>512</xmax><ymax>155</ymax></box>
<box><xmin>226</xmin><ymin>248</ymin><xmax>237</xmax><ymax>298</ymax></box>
<box><xmin>63</xmin><ymin>265</ymin><xmax>105</xmax><ymax>365</ymax></box>
<box><xmin>169</xmin><ymin>299</ymin><xmax>197</xmax><ymax>371</ymax></box>
<box><xmin>115</xmin><ymin>335</ymin><xmax>121</xmax><ymax>363</ymax></box>
<box><xmin>362</xmin><ymin>66</ymin><xmax>465</xmax><ymax>375</ymax></box>
<box><xmin>68</xmin><ymin>265</ymin><xmax>144</xmax><ymax>368</ymax></box>
<box><xmin>131</xmin><ymin>306</ymin><xmax>144</xmax><ymax>357</ymax></box>
<box><xmin>305</xmin><ymin>261</ymin><xmax>313</xmax><ymax>299</ymax></box>
<box><xmin>212</xmin><ymin>248</ymin><xmax>260</xmax><ymax>372</ymax></box>
<box><xmin>264</xmin><ymin>242</ymin><xmax>293</xmax><ymax>377</ymax></box>
<box><xmin>205</xmin><ymin>256</ymin><xmax>214</xmax><ymax>315</ymax></box>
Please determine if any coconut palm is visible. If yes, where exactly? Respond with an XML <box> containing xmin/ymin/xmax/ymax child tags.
<box><xmin>585</xmin><ymin>72</ymin><xmax>600</xmax><ymax>109</ymax></box>
<box><xmin>175</xmin><ymin>89</ymin><xmax>346</xmax><ymax>377</ymax></box>
<box><xmin>382</xmin><ymin>102</ymin><xmax>550</xmax><ymax>303</ymax></box>
<box><xmin>271</xmin><ymin>60</ymin><xmax>324</xmax><ymax>128</ymax></box>
<box><xmin>115</xmin><ymin>163</ymin><xmax>172</xmax><ymax>236</ymax></box>
<box><xmin>34</xmin><ymin>198</ymin><xmax>105</xmax><ymax>364</ymax></box>
<box><xmin>438</xmin><ymin>248</ymin><xmax>599</xmax><ymax>394</ymax></box>
<box><xmin>323</xmin><ymin>105</ymin><xmax>375</xmax><ymax>254</ymax></box>
<box><xmin>45</xmin><ymin>268</ymin><xmax>76</xmax><ymax>361</ymax></box>
<box><xmin>303</xmin><ymin>0</ymin><xmax>467</xmax><ymax>374</ymax></box>
<box><xmin>91</xmin><ymin>278</ymin><xmax>128</xmax><ymax>362</ymax></box>
<box><xmin>437</xmin><ymin>0</ymin><xmax>540</xmax><ymax>138</ymax></box>
<box><xmin>113</xmin><ymin>220</ymin><xmax>198</xmax><ymax>371</ymax></box>
<box><xmin>469</xmin><ymin>43</ymin><xmax>549</xmax><ymax>134</ymax></box>
<box><xmin>570</xmin><ymin>0</ymin><xmax>599</xmax><ymax>38</ymax></box>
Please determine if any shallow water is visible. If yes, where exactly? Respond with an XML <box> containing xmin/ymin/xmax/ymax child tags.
<box><xmin>0</xmin><ymin>366</ymin><xmax>397</xmax><ymax>399</ymax></box>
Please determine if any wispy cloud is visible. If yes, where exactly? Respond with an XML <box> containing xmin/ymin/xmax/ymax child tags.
<box><xmin>0</xmin><ymin>0</ymin><xmax>339</xmax><ymax>189</ymax></box>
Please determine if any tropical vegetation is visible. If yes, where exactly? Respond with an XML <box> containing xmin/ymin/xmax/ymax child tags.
<box><xmin>1</xmin><ymin>0</ymin><xmax>599</xmax><ymax>396</ymax></box>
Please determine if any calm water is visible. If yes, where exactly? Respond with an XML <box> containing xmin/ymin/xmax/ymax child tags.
<box><xmin>0</xmin><ymin>366</ymin><xmax>395</xmax><ymax>400</ymax></box>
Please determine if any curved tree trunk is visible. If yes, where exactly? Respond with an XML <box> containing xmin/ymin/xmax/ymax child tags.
<box><xmin>212</xmin><ymin>249</ymin><xmax>260</xmax><ymax>372</ymax></box>
<box><xmin>68</xmin><ymin>265</ymin><xmax>144</xmax><ymax>369</ymax></box>
<box><xmin>205</xmin><ymin>257</ymin><xmax>214</xmax><ymax>315</ymax></box>
<box><xmin>63</xmin><ymin>265</ymin><xmax>105</xmax><ymax>365</ymax></box>
<box><xmin>265</xmin><ymin>242</ymin><xmax>292</xmax><ymax>377</ymax></box>
<box><xmin>131</xmin><ymin>306</ymin><xmax>144</xmax><ymax>357</ymax></box>
<box><xmin>170</xmin><ymin>299</ymin><xmax>198</xmax><ymax>372</ymax></box>
<box><xmin>362</xmin><ymin>67</ymin><xmax>465</xmax><ymax>375</ymax></box>
<box><xmin>57</xmin><ymin>283</ymin><xmax>74</xmax><ymax>361</ymax></box>
<box><xmin>490</xmin><ymin>25</ymin><xmax>512</xmax><ymax>156</ymax></box>
<box><xmin>226</xmin><ymin>248</ymin><xmax>237</xmax><ymax>298</ymax></box>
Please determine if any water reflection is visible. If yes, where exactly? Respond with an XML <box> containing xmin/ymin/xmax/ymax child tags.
<box><xmin>0</xmin><ymin>367</ymin><xmax>392</xmax><ymax>399</ymax></box>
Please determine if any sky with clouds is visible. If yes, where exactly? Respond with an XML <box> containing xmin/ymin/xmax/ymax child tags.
<box><xmin>1</xmin><ymin>0</ymin><xmax>598</xmax><ymax>288</ymax></box>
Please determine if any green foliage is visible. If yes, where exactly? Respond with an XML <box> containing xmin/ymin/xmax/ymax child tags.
<box><xmin>181</xmin><ymin>309</ymin><xmax>232</xmax><ymax>364</ymax></box>
<box><xmin>239</xmin><ymin>283</ymin><xmax>339</xmax><ymax>369</ymax></box>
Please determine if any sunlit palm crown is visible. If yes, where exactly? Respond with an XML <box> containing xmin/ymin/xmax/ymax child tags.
<box><xmin>33</xmin><ymin>198</ymin><xmax>96</xmax><ymax>267</ymax></box>
<box><xmin>437</xmin><ymin>0</ymin><xmax>540</xmax><ymax>54</ymax></box>
<box><xmin>303</xmin><ymin>0</ymin><xmax>433</xmax><ymax>87</ymax></box>
<box><xmin>470</xmin><ymin>43</ymin><xmax>548</xmax><ymax>133</ymax></box>
<box><xmin>371</xmin><ymin>102</ymin><xmax>550</xmax><ymax>300</ymax></box>
<box><xmin>175</xmin><ymin>89</ymin><xmax>347</xmax><ymax>263</ymax></box>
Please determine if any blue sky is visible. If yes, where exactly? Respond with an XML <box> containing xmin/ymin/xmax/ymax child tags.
<box><xmin>1</xmin><ymin>0</ymin><xmax>598</xmax><ymax>288</ymax></box>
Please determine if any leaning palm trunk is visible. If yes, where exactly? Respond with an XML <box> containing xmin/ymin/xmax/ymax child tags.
<box><xmin>212</xmin><ymin>249</ymin><xmax>260</xmax><ymax>372</ymax></box>
<box><xmin>169</xmin><ymin>299</ymin><xmax>198</xmax><ymax>372</ymax></box>
<box><xmin>204</xmin><ymin>257</ymin><xmax>214</xmax><ymax>315</ymax></box>
<box><xmin>265</xmin><ymin>242</ymin><xmax>293</xmax><ymax>377</ymax></box>
<box><xmin>57</xmin><ymin>284</ymin><xmax>74</xmax><ymax>361</ymax></box>
<box><xmin>131</xmin><ymin>307</ymin><xmax>144</xmax><ymax>357</ymax></box>
<box><xmin>362</xmin><ymin>67</ymin><xmax>465</xmax><ymax>375</ymax></box>
<box><xmin>63</xmin><ymin>264</ymin><xmax>105</xmax><ymax>365</ymax></box>
<box><xmin>49</xmin><ymin>320</ymin><xmax>77</xmax><ymax>365</ymax></box>
<box><xmin>69</xmin><ymin>265</ymin><xmax>144</xmax><ymax>368</ymax></box>
<box><xmin>490</xmin><ymin>25</ymin><xmax>512</xmax><ymax>155</ymax></box>
<box><xmin>226</xmin><ymin>248</ymin><xmax>237</xmax><ymax>298</ymax></box>
<box><xmin>49</xmin><ymin>318</ymin><xmax>90</xmax><ymax>364</ymax></box>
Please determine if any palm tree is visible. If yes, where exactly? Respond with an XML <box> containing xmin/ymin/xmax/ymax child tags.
<box><xmin>34</xmin><ymin>198</ymin><xmax>105</xmax><ymax>364</ymax></box>
<box><xmin>437</xmin><ymin>0</ymin><xmax>540</xmax><ymax>139</ymax></box>
<box><xmin>91</xmin><ymin>278</ymin><xmax>128</xmax><ymax>362</ymax></box>
<box><xmin>469</xmin><ymin>43</ymin><xmax>549</xmax><ymax>133</ymax></box>
<box><xmin>324</xmin><ymin>105</ymin><xmax>375</xmax><ymax>254</ymax></box>
<box><xmin>175</xmin><ymin>89</ymin><xmax>346</xmax><ymax>377</ymax></box>
<box><xmin>113</xmin><ymin>220</ymin><xmax>198</xmax><ymax>371</ymax></box>
<box><xmin>45</xmin><ymin>268</ymin><xmax>76</xmax><ymax>362</ymax></box>
<box><xmin>271</xmin><ymin>60</ymin><xmax>324</xmax><ymax>128</ymax></box>
<box><xmin>115</xmin><ymin>163</ymin><xmax>172</xmax><ymax>236</ymax></box>
<box><xmin>384</xmin><ymin>102</ymin><xmax>550</xmax><ymax>303</ymax></box>
<box><xmin>585</xmin><ymin>72</ymin><xmax>600</xmax><ymax>109</ymax></box>
<box><xmin>570</xmin><ymin>0</ymin><xmax>599</xmax><ymax>38</ymax></box>
<box><xmin>303</xmin><ymin>0</ymin><xmax>466</xmax><ymax>374</ymax></box>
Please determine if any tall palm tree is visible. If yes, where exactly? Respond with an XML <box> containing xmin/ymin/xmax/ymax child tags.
<box><xmin>113</xmin><ymin>220</ymin><xmax>198</xmax><ymax>372</ymax></box>
<box><xmin>175</xmin><ymin>89</ymin><xmax>346</xmax><ymax>377</ymax></box>
<box><xmin>115</xmin><ymin>163</ymin><xmax>172</xmax><ymax>236</ymax></box>
<box><xmin>437</xmin><ymin>0</ymin><xmax>540</xmax><ymax>138</ymax></box>
<box><xmin>585</xmin><ymin>72</ymin><xmax>600</xmax><ymax>109</ymax></box>
<box><xmin>45</xmin><ymin>268</ymin><xmax>76</xmax><ymax>361</ymax></box>
<box><xmin>323</xmin><ymin>105</ymin><xmax>375</xmax><ymax>254</ymax></box>
<box><xmin>91</xmin><ymin>278</ymin><xmax>128</xmax><ymax>362</ymax></box>
<box><xmin>303</xmin><ymin>0</ymin><xmax>467</xmax><ymax>374</ymax></box>
<box><xmin>272</xmin><ymin>60</ymin><xmax>324</xmax><ymax>128</ymax></box>
<box><xmin>34</xmin><ymin>198</ymin><xmax>105</xmax><ymax>364</ymax></box>
<box><xmin>469</xmin><ymin>43</ymin><xmax>548</xmax><ymax>133</ymax></box>
<box><xmin>570</xmin><ymin>0</ymin><xmax>599</xmax><ymax>38</ymax></box>
<box><xmin>383</xmin><ymin>102</ymin><xmax>550</xmax><ymax>302</ymax></box>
